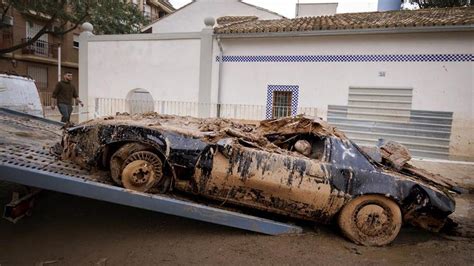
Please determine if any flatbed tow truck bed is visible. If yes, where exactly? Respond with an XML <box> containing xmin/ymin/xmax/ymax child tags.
<box><xmin>0</xmin><ymin>108</ymin><xmax>302</xmax><ymax>235</ymax></box>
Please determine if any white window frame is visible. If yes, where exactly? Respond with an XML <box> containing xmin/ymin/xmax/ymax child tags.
<box><xmin>73</xmin><ymin>34</ymin><xmax>79</xmax><ymax>49</ymax></box>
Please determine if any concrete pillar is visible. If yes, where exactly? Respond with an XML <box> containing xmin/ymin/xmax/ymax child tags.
<box><xmin>198</xmin><ymin>17</ymin><xmax>215</xmax><ymax>118</ymax></box>
<box><xmin>78</xmin><ymin>22</ymin><xmax>94</xmax><ymax>122</ymax></box>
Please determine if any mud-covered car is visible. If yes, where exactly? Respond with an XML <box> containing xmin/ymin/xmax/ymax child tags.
<box><xmin>60</xmin><ymin>114</ymin><xmax>458</xmax><ymax>246</ymax></box>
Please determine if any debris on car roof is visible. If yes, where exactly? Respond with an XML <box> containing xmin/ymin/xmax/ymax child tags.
<box><xmin>78</xmin><ymin>113</ymin><xmax>347</xmax><ymax>155</ymax></box>
<box><xmin>378</xmin><ymin>139</ymin><xmax>412</xmax><ymax>170</ymax></box>
<box><xmin>75</xmin><ymin>112</ymin><xmax>460</xmax><ymax>194</ymax></box>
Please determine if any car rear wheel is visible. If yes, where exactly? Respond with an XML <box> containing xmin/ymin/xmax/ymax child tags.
<box><xmin>338</xmin><ymin>195</ymin><xmax>402</xmax><ymax>246</ymax></box>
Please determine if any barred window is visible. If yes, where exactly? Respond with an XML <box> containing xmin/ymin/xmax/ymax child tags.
<box><xmin>27</xmin><ymin>66</ymin><xmax>48</xmax><ymax>90</ymax></box>
<box><xmin>272</xmin><ymin>91</ymin><xmax>292</xmax><ymax>118</ymax></box>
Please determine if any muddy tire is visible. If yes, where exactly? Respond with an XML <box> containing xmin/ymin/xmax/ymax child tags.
<box><xmin>110</xmin><ymin>143</ymin><xmax>152</xmax><ymax>185</ymax></box>
<box><xmin>110</xmin><ymin>143</ymin><xmax>164</xmax><ymax>192</ymax></box>
<box><xmin>120</xmin><ymin>151</ymin><xmax>163</xmax><ymax>192</ymax></box>
<box><xmin>338</xmin><ymin>195</ymin><xmax>402</xmax><ymax>246</ymax></box>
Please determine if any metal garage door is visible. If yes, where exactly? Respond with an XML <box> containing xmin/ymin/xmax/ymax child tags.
<box><xmin>327</xmin><ymin>87</ymin><xmax>453</xmax><ymax>159</ymax></box>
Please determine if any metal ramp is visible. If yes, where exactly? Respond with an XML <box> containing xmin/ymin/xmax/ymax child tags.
<box><xmin>0</xmin><ymin>108</ymin><xmax>302</xmax><ymax>235</ymax></box>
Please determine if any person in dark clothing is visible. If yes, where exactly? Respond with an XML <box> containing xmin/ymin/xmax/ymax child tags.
<box><xmin>51</xmin><ymin>71</ymin><xmax>83</xmax><ymax>124</ymax></box>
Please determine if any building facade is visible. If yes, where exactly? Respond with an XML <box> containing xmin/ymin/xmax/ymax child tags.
<box><xmin>129</xmin><ymin>0</ymin><xmax>175</xmax><ymax>24</ymax></box>
<box><xmin>0</xmin><ymin>8</ymin><xmax>80</xmax><ymax>106</ymax></box>
<box><xmin>141</xmin><ymin>0</ymin><xmax>284</xmax><ymax>33</ymax></box>
<box><xmin>0</xmin><ymin>1</ymin><xmax>174</xmax><ymax>107</ymax></box>
<box><xmin>80</xmin><ymin>7</ymin><xmax>474</xmax><ymax>160</ymax></box>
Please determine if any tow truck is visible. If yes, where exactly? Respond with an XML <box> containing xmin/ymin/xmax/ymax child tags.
<box><xmin>0</xmin><ymin>73</ymin><xmax>301</xmax><ymax>235</ymax></box>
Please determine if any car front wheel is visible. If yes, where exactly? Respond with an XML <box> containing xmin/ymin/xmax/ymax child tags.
<box><xmin>110</xmin><ymin>143</ymin><xmax>164</xmax><ymax>192</ymax></box>
<box><xmin>338</xmin><ymin>195</ymin><xmax>402</xmax><ymax>246</ymax></box>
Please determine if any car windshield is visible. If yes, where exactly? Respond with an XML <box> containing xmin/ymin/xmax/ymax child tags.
<box><xmin>348</xmin><ymin>140</ymin><xmax>381</xmax><ymax>167</ymax></box>
<box><xmin>329</xmin><ymin>138</ymin><xmax>376</xmax><ymax>171</ymax></box>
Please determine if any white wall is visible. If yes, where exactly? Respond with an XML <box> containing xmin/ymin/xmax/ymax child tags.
<box><xmin>215</xmin><ymin>32</ymin><xmax>474</xmax><ymax>157</ymax></box>
<box><xmin>83</xmin><ymin>28</ymin><xmax>473</xmax><ymax>157</ymax></box>
<box><xmin>296</xmin><ymin>3</ymin><xmax>338</xmax><ymax>17</ymax></box>
<box><xmin>217</xmin><ymin>32</ymin><xmax>473</xmax><ymax>116</ymax></box>
<box><xmin>149</xmin><ymin>0</ymin><xmax>283</xmax><ymax>33</ymax></box>
<box><xmin>87</xmin><ymin>37</ymin><xmax>201</xmax><ymax>102</ymax></box>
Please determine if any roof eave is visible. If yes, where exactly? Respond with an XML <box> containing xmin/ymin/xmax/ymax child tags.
<box><xmin>216</xmin><ymin>25</ymin><xmax>474</xmax><ymax>39</ymax></box>
<box><xmin>238</xmin><ymin>0</ymin><xmax>286</xmax><ymax>19</ymax></box>
<box><xmin>154</xmin><ymin>2</ymin><xmax>175</xmax><ymax>13</ymax></box>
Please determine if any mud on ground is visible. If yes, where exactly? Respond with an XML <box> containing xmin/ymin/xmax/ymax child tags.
<box><xmin>0</xmin><ymin>183</ymin><xmax>472</xmax><ymax>265</ymax></box>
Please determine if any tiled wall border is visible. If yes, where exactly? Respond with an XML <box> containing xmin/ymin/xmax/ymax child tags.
<box><xmin>217</xmin><ymin>54</ymin><xmax>473</xmax><ymax>63</ymax></box>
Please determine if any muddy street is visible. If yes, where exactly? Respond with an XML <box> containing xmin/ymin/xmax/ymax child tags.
<box><xmin>0</xmin><ymin>112</ymin><xmax>473</xmax><ymax>265</ymax></box>
<box><xmin>0</xmin><ymin>182</ymin><xmax>472</xmax><ymax>265</ymax></box>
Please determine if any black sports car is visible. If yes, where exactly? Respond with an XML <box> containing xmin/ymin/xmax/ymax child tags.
<box><xmin>61</xmin><ymin>114</ymin><xmax>457</xmax><ymax>246</ymax></box>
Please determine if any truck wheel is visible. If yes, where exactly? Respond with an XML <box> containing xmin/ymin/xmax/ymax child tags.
<box><xmin>120</xmin><ymin>151</ymin><xmax>163</xmax><ymax>192</ymax></box>
<box><xmin>338</xmin><ymin>195</ymin><xmax>402</xmax><ymax>246</ymax></box>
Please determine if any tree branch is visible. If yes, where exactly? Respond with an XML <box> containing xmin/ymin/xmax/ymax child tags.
<box><xmin>1</xmin><ymin>2</ymin><xmax>11</xmax><ymax>18</ymax></box>
<box><xmin>0</xmin><ymin>12</ymin><xmax>58</xmax><ymax>55</ymax></box>
<box><xmin>45</xmin><ymin>12</ymin><xmax>90</xmax><ymax>36</ymax></box>
<box><xmin>0</xmin><ymin>1</ymin><xmax>12</xmax><ymax>29</ymax></box>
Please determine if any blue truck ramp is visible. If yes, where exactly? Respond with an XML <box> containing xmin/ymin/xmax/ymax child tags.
<box><xmin>0</xmin><ymin>108</ymin><xmax>302</xmax><ymax>235</ymax></box>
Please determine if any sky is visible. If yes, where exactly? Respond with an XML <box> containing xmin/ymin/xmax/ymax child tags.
<box><xmin>168</xmin><ymin>0</ymin><xmax>380</xmax><ymax>18</ymax></box>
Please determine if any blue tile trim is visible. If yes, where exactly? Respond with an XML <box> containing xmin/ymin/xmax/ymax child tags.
<box><xmin>266</xmin><ymin>85</ymin><xmax>299</xmax><ymax>119</ymax></box>
<box><xmin>216</xmin><ymin>54</ymin><xmax>473</xmax><ymax>63</ymax></box>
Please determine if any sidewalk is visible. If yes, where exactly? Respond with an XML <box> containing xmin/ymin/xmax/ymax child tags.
<box><xmin>43</xmin><ymin>106</ymin><xmax>83</xmax><ymax>123</ymax></box>
<box><xmin>412</xmin><ymin>159</ymin><xmax>474</xmax><ymax>193</ymax></box>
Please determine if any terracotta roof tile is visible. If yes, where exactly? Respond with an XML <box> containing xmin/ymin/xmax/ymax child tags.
<box><xmin>216</xmin><ymin>16</ymin><xmax>258</xmax><ymax>25</ymax></box>
<box><xmin>215</xmin><ymin>7</ymin><xmax>474</xmax><ymax>34</ymax></box>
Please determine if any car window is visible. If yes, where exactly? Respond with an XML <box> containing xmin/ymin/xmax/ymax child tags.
<box><xmin>265</xmin><ymin>133</ymin><xmax>327</xmax><ymax>161</ymax></box>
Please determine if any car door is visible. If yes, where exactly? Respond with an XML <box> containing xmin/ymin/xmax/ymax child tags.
<box><xmin>193</xmin><ymin>137</ymin><xmax>347</xmax><ymax>222</ymax></box>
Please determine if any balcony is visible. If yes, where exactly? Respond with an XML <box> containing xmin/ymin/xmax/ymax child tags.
<box><xmin>21</xmin><ymin>38</ymin><xmax>59</xmax><ymax>58</ymax></box>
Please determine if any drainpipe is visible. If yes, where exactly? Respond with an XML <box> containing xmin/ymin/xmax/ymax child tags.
<box><xmin>57</xmin><ymin>44</ymin><xmax>61</xmax><ymax>81</ymax></box>
<box><xmin>198</xmin><ymin>17</ymin><xmax>215</xmax><ymax>118</ymax></box>
<box><xmin>296</xmin><ymin>0</ymin><xmax>300</xmax><ymax>17</ymax></box>
<box><xmin>216</xmin><ymin>36</ymin><xmax>224</xmax><ymax>118</ymax></box>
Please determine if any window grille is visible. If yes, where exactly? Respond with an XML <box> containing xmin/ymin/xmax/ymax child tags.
<box><xmin>272</xmin><ymin>91</ymin><xmax>292</xmax><ymax>118</ymax></box>
<box><xmin>27</xmin><ymin>66</ymin><xmax>48</xmax><ymax>90</ymax></box>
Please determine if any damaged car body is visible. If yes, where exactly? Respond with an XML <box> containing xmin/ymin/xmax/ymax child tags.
<box><xmin>60</xmin><ymin>114</ymin><xmax>458</xmax><ymax>246</ymax></box>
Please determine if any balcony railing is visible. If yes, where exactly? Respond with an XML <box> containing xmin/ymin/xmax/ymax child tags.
<box><xmin>21</xmin><ymin>38</ymin><xmax>58</xmax><ymax>58</ymax></box>
<box><xmin>39</xmin><ymin>91</ymin><xmax>53</xmax><ymax>106</ymax></box>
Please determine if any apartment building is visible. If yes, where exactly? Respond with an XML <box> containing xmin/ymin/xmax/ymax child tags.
<box><xmin>0</xmin><ymin>7</ymin><xmax>80</xmax><ymax>106</ymax></box>
<box><xmin>0</xmin><ymin>1</ymin><xmax>174</xmax><ymax>106</ymax></box>
<box><xmin>129</xmin><ymin>0</ymin><xmax>175</xmax><ymax>24</ymax></box>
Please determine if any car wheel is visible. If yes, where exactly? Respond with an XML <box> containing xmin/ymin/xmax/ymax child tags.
<box><xmin>338</xmin><ymin>195</ymin><xmax>402</xmax><ymax>246</ymax></box>
<box><xmin>110</xmin><ymin>143</ymin><xmax>152</xmax><ymax>185</ymax></box>
<box><xmin>120</xmin><ymin>151</ymin><xmax>163</xmax><ymax>192</ymax></box>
